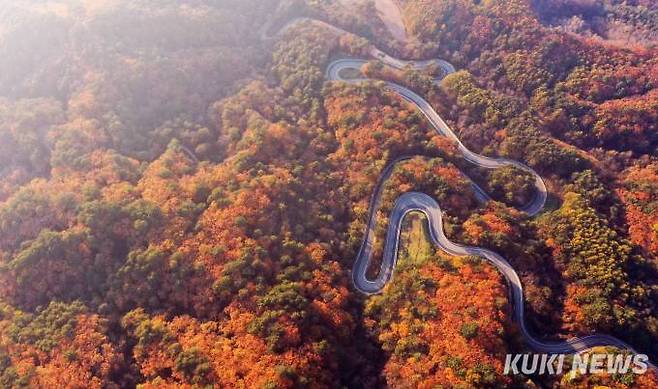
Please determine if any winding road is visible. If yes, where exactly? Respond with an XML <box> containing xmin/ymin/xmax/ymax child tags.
<box><xmin>264</xmin><ymin>12</ymin><xmax>656</xmax><ymax>369</ymax></box>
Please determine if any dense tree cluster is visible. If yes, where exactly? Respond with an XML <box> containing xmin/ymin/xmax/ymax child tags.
<box><xmin>533</xmin><ymin>0</ymin><xmax>658</xmax><ymax>47</ymax></box>
<box><xmin>0</xmin><ymin>301</ymin><xmax>121</xmax><ymax>388</ymax></box>
<box><xmin>365</xmin><ymin>214</ymin><xmax>511</xmax><ymax>387</ymax></box>
<box><xmin>618</xmin><ymin>162</ymin><xmax>658</xmax><ymax>260</ymax></box>
<box><xmin>541</xmin><ymin>193</ymin><xmax>657</xmax><ymax>349</ymax></box>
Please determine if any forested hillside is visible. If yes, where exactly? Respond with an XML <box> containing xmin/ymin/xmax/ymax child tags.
<box><xmin>0</xmin><ymin>0</ymin><xmax>657</xmax><ymax>387</ymax></box>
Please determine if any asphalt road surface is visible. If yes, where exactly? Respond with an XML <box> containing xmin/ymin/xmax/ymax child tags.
<box><xmin>265</xmin><ymin>15</ymin><xmax>656</xmax><ymax>369</ymax></box>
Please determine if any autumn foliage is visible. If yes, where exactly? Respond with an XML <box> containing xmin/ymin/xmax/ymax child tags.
<box><xmin>0</xmin><ymin>0</ymin><xmax>657</xmax><ymax>387</ymax></box>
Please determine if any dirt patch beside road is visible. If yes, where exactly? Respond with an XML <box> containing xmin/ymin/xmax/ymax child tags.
<box><xmin>374</xmin><ymin>0</ymin><xmax>407</xmax><ymax>43</ymax></box>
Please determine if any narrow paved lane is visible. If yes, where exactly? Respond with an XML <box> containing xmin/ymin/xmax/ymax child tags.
<box><xmin>265</xmin><ymin>15</ymin><xmax>656</xmax><ymax>369</ymax></box>
<box><xmin>327</xmin><ymin>58</ymin><xmax>654</xmax><ymax>367</ymax></box>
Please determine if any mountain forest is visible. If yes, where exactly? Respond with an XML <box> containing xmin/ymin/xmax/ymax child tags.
<box><xmin>0</xmin><ymin>0</ymin><xmax>657</xmax><ymax>387</ymax></box>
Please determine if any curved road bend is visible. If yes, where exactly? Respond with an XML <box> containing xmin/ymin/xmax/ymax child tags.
<box><xmin>265</xmin><ymin>16</ymin><xmax>656</xmax><ymax>369</ymax></box>
<box><xmin>326</xmin><ymin>59</ymin><xmax>547</xmax><ymax>216</ymax></box>
<box><xmin>262</xmin><ymin>17</ymin><xmax>454</xmax><ymax>77</ymax></box>
<box><xmin>370</xmin><ymin>193</ymin><xmax>656</xmax><ymax>365</ymax></box>
<box><xmin>328</xmin><ymin>58</ymin><xmax>655</xmax><ymax>368</ymax></box>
